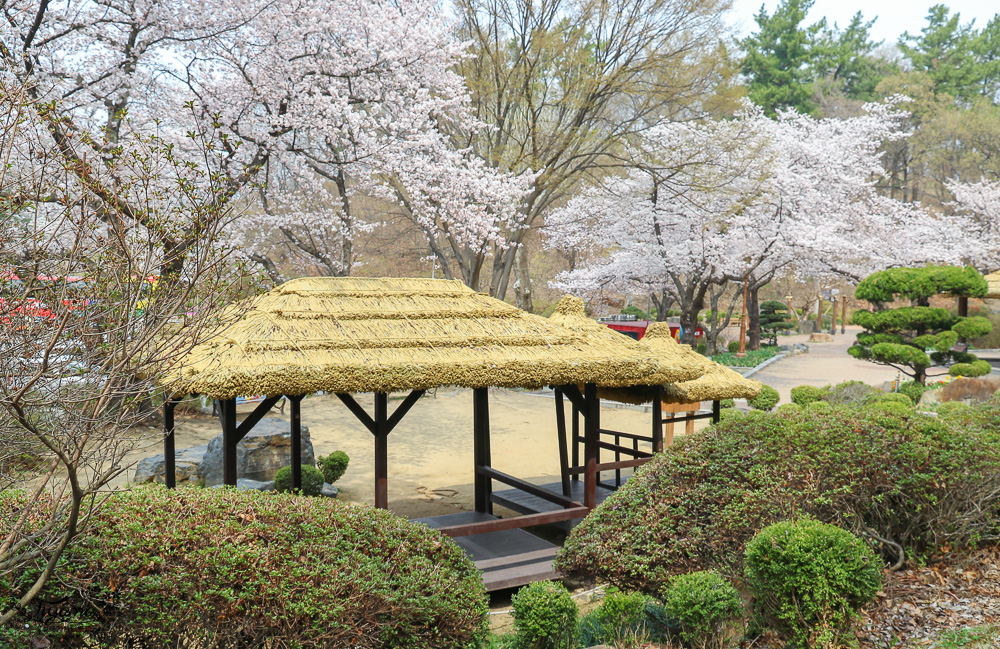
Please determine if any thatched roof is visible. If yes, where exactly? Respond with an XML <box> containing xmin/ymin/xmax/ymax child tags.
<box><xmin>163</xmin><ymin>277</ymin><xmax>666</xmax><ymax>398</ymax></box>
<box><xmin>548</xmin><ymin>297</ymin><xmax>702</xmax><ymax>386</ymax></box>
<box><xmin>642</xmin><ymin>325</ymin><xmax>763</xmax><ymax>404</ymax></box>
<box><xmin>986</xmin><ymin>272</ymin><xmax>1000</xmax><ymax>300</ymax></box>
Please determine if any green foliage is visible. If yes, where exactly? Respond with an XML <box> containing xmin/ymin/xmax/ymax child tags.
<box><xmin>777</xmin><ymin>403</ymin><xmax>802</xmax><ymax>414</ymax></box>
<box><xmin>868</xmin><ymin>391</ymin><xmax>914</xmax><ymax>406</ymax></box>
<box><xmin>577</xmin><ymin>589</ymin><xmax>671</xmax><ymax>648</ymax></box>
<box><xmin>745</xmin><ymin>519</ymin><xmax>881</xmax><ymax>648</ymax></box>
<box><xmin>727</xmin><ymin>341</ymin><xmax>739</xmax><ymax>353</ymax></box>
<box><xmin>317</xmin><ymin>450</ymin><xmax>350</xmax><ymax>484</ymax></box>
<box><xmin>820</xmin><ymin>381</ymin><xmax>876</xmax><ymax>405</ymax></box>
<box><xmin>510</xmin><ymin>581</ymin><xmax>578</xmax><ymax>649</ymax></box>
<box><xmin>949</xmin><ymin>360</ymin><xmax>993</xmax><ymax>377</ymax></box>
<box><xmin>790</xmin><ymin>385</ymin><xmax>822</xmax><ymax>406</ymax></box>
<box><xmin>855</xmin><ymin>266</ymin><xmax>988</xmax><ymax>304</ymax></box>
<box><xmin>4</xmin><ymin>487</ymin><xmax>488</xmax><ymax>648</ymax></box>
<box><xmin>759</xmin><ymin>300</ymin><xmax>795</xmax><ymax>346</ymax></box>
<box><xmin>937</xmin><ymin>401</ymin><xmax>971</xmax><ymax>417</ymax></box>
<box><xmin>749</xmin><ymin>385</ymin><xmax>780</xmax><ymax>411</ymax></box>
<box><xmin>554</xmin><ymin>402</ymin><xmax>1000</xmax><ymax>596</ymax></box>
<box><xmin>719</xmin><ymin>398</ymin><xmax>735</xmax><ymax>409</ymax></box>
<box><xmin>711</xmin><ymin>346</ymin><xmax>780</xmax><ymax>368</ymax></box>
<box><xmin>695</xmin><ymin>342</ymin><xmax>707</xmax><ymax>355</ymax></box>
<box><xmin>621</xmin><ymin>305</ymin><xmax>654</xmax><ymax>320</ymax></box>
<box><xmin>274</xmin><ymin>464</ymin><xmax>325</xmax><ymax>496</ymax></box>
<box><xmin>898</xmin><ymin>380</ymin><xmax>929</xmax><ymax>405</ymax></box>
<box><xmin>740</xmin><ymin>0</ymin><xmax>818</xmax><ymax>115</ymax></box>
<box><xmin>971</xmin><ymin>315</ymin><xmax>1000</xmax><ymax>349</ymax></box>
<box><xmin>661</xmin><ymin>571</ymin><xmax>744</xmax><ymax>649</ymax></box>
<box><xmin>718</xmin><ymin>409</ymin><xmax>743</xmax><ymax>423</ymax></box>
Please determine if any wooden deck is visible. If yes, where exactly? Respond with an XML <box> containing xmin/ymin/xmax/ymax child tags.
<box><xmin>491</xmin><ymin>480</ymin><xmax>620</xmax><ymax>530</ymax></box>
<box><xmin>414</xmin><ymin>511</ymin><xmax>561</xmax><ymax>591</ymax></box>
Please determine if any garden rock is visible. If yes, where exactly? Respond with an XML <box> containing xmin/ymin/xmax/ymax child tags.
<box><xmin>320</xmin><ymin>483</ymin><xmax>339</xmax><ymax>498</ymax></box>
<box><xmin>134</xmin><ymin>444</ymin><xmax>208</xmax><ymax>485</ymax></box>
<box><xmin>809</xmin><ymin>332</ymin><xmax>834</xmax><ymax>342</ymax></box>
<box><xmin>199</xmin><ymin>418</ymin><xmax>315</xmax><ymax>486</ymax></box>
<box><xmin>237</xmin><ymin>478</ymin><xmax>274</xmax><ymax>491</ymax></box>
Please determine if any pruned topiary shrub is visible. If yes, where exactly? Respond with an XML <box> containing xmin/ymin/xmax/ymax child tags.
<box><xmin>745</xmin><ymin>519</ymin><xmax>881</xmax><ymax>649</ymax></box>
<box><xmin>510</xmin><ymin>581</ymin><xmax>578</xmax><ymax>649</ymax></box>
<box><xmin>898</xmin><ymin>380</ymin><xmax>928</xmax><ymax>405</ymax></box>
<box><xmin>578</xmin><ymin>589</ymin><xmax>670</xmax><ymax>648</ymax></box>
<box><xmin>274</xmin><ymin>464</ymin><xmax>325</xmax><ymax>496</ymax></box>
<box><xmin>948</xmin><ymin>359</ymin><xmax>993</xmax><ymax>377</ymax></box>
<box><xmin>820</xmin><ymin>380</ymin><xmax>875</xmax><ymax>405</ymax></box>
<box><xmin>9</xmin><ymin>486</ymin><xmax>487</xmax><ymax>648</ymax></box>
<box><xmin>936</xmin><ymin>400</ymin><xmax>971</xmax><ymax>417</ymax></box>
<box><xmin>868</xmin><ymin>391</ymin><xmax>913</xmax><ymax>406</ymax></box>
<box><xmin>717</xmin><ymin>408</ymin><xmax>743</xmax><ymax>423</ymax></box>
<box><xmin>555</xmin><ymin>402</ymin><xmax>1000</xmax><ymax>595</ymax></box>
<box><xmin>790</xmin><ymin>385</ymin><xmax>822</xmax><ymax>406</ymax></box>
<box><xmin>317</xmin><ymin>450</ymin><xmax>350</xmax><ymax>484</ymax></box>
<box><xmin>661</xmin><ymin>571</ymin><xmax>743</xmax><ymax>649</ymax></box>
<box><xmin>719</xmin><ymin>398</ymin><xmax>735</xmax><ymax>409</ymax></box>
<box><xmin>749</xmin><ymin>385</ymin><xmax>779</xmax><ymax>411</ymax></box>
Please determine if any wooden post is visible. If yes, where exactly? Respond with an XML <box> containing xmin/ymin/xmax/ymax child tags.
<box><xmin>571</xmin><ymin>402</ymin><xmax>580</xmax><ymax>482</ymax></box>
<box><xmin>221</xmin><ymin>398</ymin><xmax>237</xmax><ymax>486</ymax></box>
<box><xmin>712</xmin><ymin>400</ymin><xmax>721</xmax><ymax>424</ymax></box>
<box><xmin>288</xmin><ymin>395</ymin><xmax>303</xmax><ymax>490</ymax></box>
<box><xmin>163</xmin><ymin>399</ymin><xmax>176</xmax><ymax>489</ymax></box>
<box><xmin>473</xmin><ymin>387</ymin><xmax>493</xmax><ymax>514</ymax></box>
<box><xmin>841</xmin><ymin>297</ymin><xmax>847</xmax><ymax>334</ymax></box>
<box><xmin>554</xmin><ymin>388</ymin><xmax>572</xmax><ymax>497</ymax></box>
<box><xmin>374</xmin><ymin>393</ymin><xmax>389</xmax><ymax>509</ymax></box>
<box><xmin>584</xmin><ymin>383</ymin><xmax>599</xmax><ymax>509</ymax></box>
<box><xmin>652</xmin><ymin>386</ymin><xmax>663</xmax><ymax>453</ymax></box>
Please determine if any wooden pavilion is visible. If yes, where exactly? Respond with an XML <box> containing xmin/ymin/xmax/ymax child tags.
<box><xmin>492</xmin><ymin>298</ymin><xmax>761</xmax><ymax>518</ymax></box>
<box><xmin>160</xmin><ymin>277</ymin><xmax>694</xmax><ymax>589</ymax></box>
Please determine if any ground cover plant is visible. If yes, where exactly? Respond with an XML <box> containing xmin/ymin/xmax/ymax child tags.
<box><xmin>555</xmin><ymin>400</ymin><xmax>1000</xmax><ymax>595</ymax></box>
<box><xmin>711</xmin><ymin>346</ymin><xmax>780</xmax><ymax>368</ymax></box>
<box><xmin>2</xmin><ymin>486</ymin><xmax>488</xmax><ymax>648</ymax></box>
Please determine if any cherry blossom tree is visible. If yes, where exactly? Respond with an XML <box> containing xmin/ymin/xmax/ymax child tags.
<box><xmin>947</xmin><ymin>179</ymin><xmax>1000</xmax><ymax>271</ymax></box>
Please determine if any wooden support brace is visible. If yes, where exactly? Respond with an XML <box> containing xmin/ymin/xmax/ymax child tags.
<box><xmin>287</xmin><ymin>395</ymin><xmax>304</xmax><ymax>490</ymax></box>
<box><xmin>233</xmin><ymin>395</ymin><xmax>284</xmax><ymax>443</ymax></box>
<box><xmin>220</xmin><ymin>398</ymin><xmax>238</xmax><ymax>486</ymax></box>
<box><xmin>473</xmin><ymin>387</ymin><xmax>493</xmax><ymax>515</ymax></box>
<box><xmin>163</xmin><ymin>399</ymin><xmax>176</xmax><ymax>489</ymax></box>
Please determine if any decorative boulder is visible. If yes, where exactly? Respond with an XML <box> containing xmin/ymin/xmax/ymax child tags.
<box><xmin>199</xmin><ymin>418</ymin><xmax>315</xmax><ymax>486</ymax></box>
<box><xmin>134</xmin><ymin>444</ymin><xmax>208</xmax><ymax>485</ymax></box>
<box><xmin>809</xmin><ymin>333</ymin><xmax>834</xmax><ymax>343</ymax></box>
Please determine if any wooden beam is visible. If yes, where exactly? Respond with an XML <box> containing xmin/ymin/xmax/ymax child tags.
<box><xmin>220</xmin><ymin>398</ymin><xmax>237</xmax><ymax>486</ymax></box>
<box><xmin>571</xmin><ymin>400</ymin><xmax>580</xmax><ymax>481</ymax></box>
<box><xmin>584</xmin><ymin>383</ymin><xmax>599</xmax><ymax>509</ymax></box>
<box><xmin>436</xmin><ymin>507</ymin><xmax>590</xmax><ymax>537</ymax></box>
<box><xmin>596</xmin><ymin>457</ymin><xmax>651</xmax><ymax>472</ymax></box>
<box><xmin>559</xmin><ymin>384</ymin><xmax>586</xmax><ymax>412</ymax></box>
<box><xmin>288</xmin><ymin>395</ymin><xmax>304</xmax><ymax>490</ymax></box>
<box><xmin>652</xmin><ymin>386</ymin><xmax>664</xmax><ymax>452</ymax></box>
<box><xmin>554</xmin><ymin>389</ymin><xmax>571</xmax><ymax>497</ymax></box>
<box><xmin>477</xmin><ymin>466</ymin><xmax>582</xmax><ymax>509</ymax></box>
<box><xmin>163</xmin><ymin>399</ymin><xmax>176</xmax><ymax>489</ymax></box>
<box><xmin>335</xmin><ymin>393</ymin><xmax>377</xmax><ymax>434</ymax></box>
<box><xmin>712</xmin><ymin>400</ymin><xmax>721</xmax><ymax>424</ymax></box>
<box><xmin>473</xmin><ymin>387</ymin><xmax>492</xmax><ymax>515</ymax></box>
<box><xmin>387</xmin><ymin>390</ymin><xmax>425</xmax><ymax>432</ymax></box>
<box><xmin>474</xmin><ymin>548</ymin><xmax>559</xmax><ymax>570</ymax></box>
<box><xmin>233</xmin><ymin>395</ymin><xmax>283</xmax><ymax>443</ymax></box>
<box><xmin>596</xmin><ymin>428</ymin><xmax>655</xmax><ymax>443</ymax></box>
<box><xmin>595</xmin><ymin>440</ymin><xmax>653</xmax><ymax>458</ymax></box>
<box><xmin>374</xmin><ymin>393</ymin><xmax>389</xmax><ymax>509</ymax></box>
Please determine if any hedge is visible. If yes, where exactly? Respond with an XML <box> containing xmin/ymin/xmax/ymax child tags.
<box><xmin>555</xmin><ymin>401</ymin><xmax>1000</xmax><ymax>594</ymax></box>
<box><xmin>4</xmin><ymin>487</ymin><xmax>488</xmax><ymax>648</ymax></box>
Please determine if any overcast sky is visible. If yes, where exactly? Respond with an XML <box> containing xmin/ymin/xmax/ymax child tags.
<box><xmin>727</xmin><ymin>1</ymin><xmax>999</xmax><ymax>46</ymax></box>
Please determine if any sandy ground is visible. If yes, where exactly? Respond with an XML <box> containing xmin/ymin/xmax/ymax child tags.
<box><xmin>120</xmin><ymin>388</ymin><xmax>697</xmax><ymax>520</ymax></box>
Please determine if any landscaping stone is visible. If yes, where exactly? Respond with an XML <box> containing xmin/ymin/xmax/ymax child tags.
<box><xmin>320</xmin><ymin>483</ymin><xmax>339</xmax><ymax>498</ymax></box>
<box><xmin>809</xmin><ymin>332</ymin><xmax>834</xmax><ymax>342</ymax></box>
<box><xmin>199</xmin><ymin>418</ymin><xmax>315</xmax><ymax>486</ymax></box>
<box><xmin>237</xmin><ymin>478</ymin><xmax>274</xmax><ymax>491</ymax></box>
<box><xmin>134</xmin><ymin>444</ymin><xmax>208</xmax><ymax>485</ymax></box>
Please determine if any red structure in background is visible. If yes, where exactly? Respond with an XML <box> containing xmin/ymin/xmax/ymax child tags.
<box><xmin>600</xmin><ymin>316</ymin><xmax>704</xmax><ymax>342</ymax></box>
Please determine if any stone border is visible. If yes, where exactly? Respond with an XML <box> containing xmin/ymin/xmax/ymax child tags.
<box><xmin>729</xmin><ymin>351</ymin><xmax>788</xmax><ymax>379</ymax></box>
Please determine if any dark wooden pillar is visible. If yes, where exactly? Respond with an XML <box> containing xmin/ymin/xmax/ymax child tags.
<box><xmin>712</xmin><ymin>400</ymin><xmax>722</xmax><ymax>424</ymax></box>
<box><xmin>220</xmin><ymin>398</ymin><xmax>238</xmax><ymax>486</ymax></box>
<box><xmin>651</xmin><ymin>385</ymin><xmax>663</xmax><ymax>453</ymax></box>
<box><xmin>473</xmin><ymin>387</ymin><xmax>493</xmax><ymax>515</ymax></box>
<box><xmin>374</xmin><ymin>393</ymin><xmax>389</xmax><ymax>509</ymax></box>
<box><xmin>288</xmin><ymin>395</ymin><xmax>304</xmax><ymax>490</ymax></box>
<box><xmin>584</xmin><ymin>383</ymin><xmax>600</xmax><ymax>509</ymax></box>
<box><xmin>163</xmin><ymin>398</ymin><xmax>176</xmax><ymax>489</ymax></box>
<box><xmin>554</xmin><ymin>388</ymin><xmax>572</xmax><ymax>497</ymax></box>
<box><xmin>571</xmin><ymin>402</ymin><xmax>580</xmax><ymax>482</ymax></box>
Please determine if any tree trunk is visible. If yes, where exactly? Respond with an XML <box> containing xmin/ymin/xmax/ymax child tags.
<box><xmin>748</xmin><ymin>285</ymin><xmax>761</xmax><ymax>351</ymax></box>
<box><xmin>705</xmin><ymin>283</ymin><xmax>738</xmax><ymax>355</ymax></box>
<box><xmin>513</xmin><ymin>246</ymin><xmax>534</xmax><ymax>312</ymax></box>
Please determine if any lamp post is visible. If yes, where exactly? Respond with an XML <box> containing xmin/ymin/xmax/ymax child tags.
<box><xmin>736</xmin><ymin>273</ymin><xmax>749</xmax><ymax>358</ymax></box>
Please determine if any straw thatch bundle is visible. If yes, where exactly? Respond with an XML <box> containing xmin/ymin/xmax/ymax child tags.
<box><xmin>986</xmin><ymin>272</ymin><xmax>1000</xmax><ymax>300</ymax></box>
<box><xmin>162</xmin><ymin>278</ymin><xmax>667</xmax><ymax>398</ymax></box>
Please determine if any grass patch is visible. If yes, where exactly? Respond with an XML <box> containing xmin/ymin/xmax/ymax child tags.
<box><xmin>927</xmin><ymin>625</ymin><xmax>1000</xmax><ymax>648</ymax></box>
<box><xmin>711</xmin><ymin>346</ymin><xmax>781</xmax><ymax>368</ymax></box>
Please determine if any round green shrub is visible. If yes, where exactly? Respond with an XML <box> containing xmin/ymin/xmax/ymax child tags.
<box><xmin>274</xmin><ymin>464</ymin><xmax>325</xmax><ymax>496</ymax></box>
<box><xmin>936</xmin><ymin>401</ymin><xmax>971</xmax><ymax>417</ymax></box>
<box><xmin>578</xmin><ymin>589</ymin><xmax>669</xmax><ymax>647</ymax></box>
<box><xmin>898</xmin><ymin>380</ymin><xmax>928</xmax><ymax>405</ymax></box>
<box><xmin>718</xmin><ymin>408</ymin><xmax>743</xmax><ymax>423</ymax></box>
<box><xmin>661</xmin><ymin>571</ymin><xmax>744</xmax><ymax>649</ymax></box>
<box><xmin>696</xmin><ymin>342</ymin><xmax>707</xmax><ymax>355</ymax></box>
<box><xmin>10</xmin><ymin>487</ymin><xmax>488</xmax><ymax>648</ymax></box>
<box><xmin>869</xmin><ymin>392</ymin><xmax>913</xmax><ymax>406</ymax></box>
<box><xmin>749</xmin><ymin>385</ymin><xmax>780</xmax><ymax>411</ymax></box>
<box><xmin>949</xmin><ymin>359</ymin><xmax>993</xmax><ymax>377</ymax></box>
<box><xmin>719</xmin><ymin>398</ymin><xmax>735</xmax><ymax>409</ymax></box>
<box><xmin>820</xmin><ymin>380</ymin><xmax>875</xmax><ymax>405</ymax></box>
<box><xmin>510</xmin><ymin>581</ymin><xmax>578</xmax><ymax>649</ymax></box>
<box><xmin>317</xmin><ymin>450</ymin><xmax>350</xmax><ymax>484</ymax></box>
<box><xmin>790</xmin><ymin>385</ymin><xmax>822</xmax><ymax>406</ymax></box>
<box><xmin>777</xmin><ymin>403</ymin><xmax>802</xmax><ymax>414</ymax></box>
<box><xmin>806</xmin><ymin>400</ymin><xmax>832</xmax><ymax>412</ymax></box>
<box><xmin>728</xmin><ymin>341</ymin><xmax>739</xmax><ymax>353</ymax></box>
<box><xmin>745</xmin><ymin>519</ymin><xmax>882</xmax><ymax>649</ymax></box>
<box><xmin>870</xmin><ymin>400</ymin><xmax>912</xmax><ymax>415</ymax></box>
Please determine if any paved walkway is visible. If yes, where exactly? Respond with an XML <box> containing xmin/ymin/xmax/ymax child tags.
<box><xmin>749</xmin><ymin>326</ymin><xmax>905</xmax><ymax>405</ymax></box>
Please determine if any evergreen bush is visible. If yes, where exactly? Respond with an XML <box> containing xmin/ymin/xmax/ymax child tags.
<box><xmin>897</xmin><ymin>380</ymin><xmax>928</xmax><ymax>405</ymax></box>
<box><xmin>790</xmin><ymin>385</ymin><xmax>822</xmax><ymax>406</ymax></box>
<box><xmin>868</xmin><ymin>392</ymin><xmax>913</xmax><ymax>406</ymax></box>
<box><xmin>510</xmin><ymin>581</ymin><xmax>578</xmax><ymax>649</ymax></box>
<box><xmin>745</xmin><ymin>519</ymin><xmax>881</xmax><ymax>649</ymax></box>
<box><xmin>317</xmin><ymin>450</ymin><xmax>350</xmax><ymax>484</ymax></box>
<box><xmin>749</xmin><ymin>385</ymin><xmax>779</xmax><ymax>411</ymax></box>
<box><xmin>661</xmin><ymin>571</ymin><xmax>743</xmax><ymax>649</ymax></box>
<box><xmin>274</xmin><ymin>464</ymin><xmax>325</xmax><ymax>496</ymax></box>
<box><xmin>936</xmin><ymin>401</ymin><xmax>971</xmax><ymax>417</ymax></box>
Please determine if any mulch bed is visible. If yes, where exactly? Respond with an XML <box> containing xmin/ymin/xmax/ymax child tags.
<box><xmin>856</xmin><ymin>546</ymin><xmax>1000</xmax><ymax>647</ymax></box>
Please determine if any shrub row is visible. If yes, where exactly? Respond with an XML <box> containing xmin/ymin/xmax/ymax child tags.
<box><xmin>4</xmin><ymin>487</ymin><xmax>487</xmax><ymax>648</ymax></box>
<box><xmin>555</xmin><ymin>401</ymin><xmax>1000</xmax><ymax>593</ymax></box>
